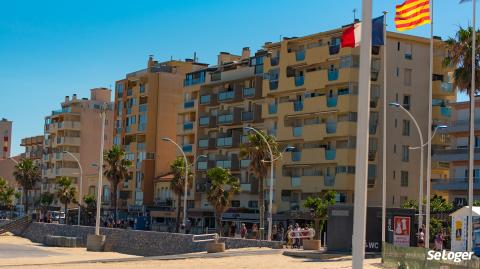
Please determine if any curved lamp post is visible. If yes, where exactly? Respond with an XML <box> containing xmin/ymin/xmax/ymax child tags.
<box><xmin>161</xmin><ymin>137</ymin><xmax>189</xmax><ymax>231</ymax></box>
<box><xmin>63</xmin><ymin>151</ymin><xmax>83</xmax><ymax>226</ymax></box>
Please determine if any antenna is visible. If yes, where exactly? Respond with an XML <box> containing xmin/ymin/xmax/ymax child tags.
<box><xmin>353</xmin><ymin>8</ymin><xmax>357</xmax><ymax>22</ymax></box>
<box><xmin>194</xmin><ymin>52</ymin><xmax>197</xmax><ymax>62</ymax></box>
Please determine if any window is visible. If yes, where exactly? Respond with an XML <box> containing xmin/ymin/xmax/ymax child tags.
<box><xmin>396</xmin><ymin>67</ymin><xmax>400</xmax><ymax>77</ymax></box>
<box><xmin>248</xmin><ymin>200</ymin><xmax>258</xmax><ymax>208</ymax></box>
<box><xmin>393</xmin><ymin>144</ymin><xmax>397</xmax><ymax>153</ymax></box>
<box><xmin>402</xmin><ymin>120</ymin><xmax>410</xmax><ymax>136</ymax></box>
<box><xmin>403</xmin><ymin>95</ymin><xmax>411</xmax><ymax>110</ymax></box>
<box><xmin>401</xmin><ymin>171</ymin><xmax>409</xmax><ymax>187</ymax></box>
<box><xmin>393</xmin><ymin>170</ymin><xmax>396</xmax><ymax>179</ymax></box>
<box><xmin>404</xmin><ymin>69</ymin><xmax>412</xmax><ymax>86</ymax></box>
<box><xmin>394</xmin><ymin>118</ymin><xmax>397</xmax><ymax>128</ymax></box>
<box><xmin>402</xmin><ymin>145</ymin><xmax>409</xmax><ymax>162</ymax></box>
<box><xmin>231</xmin><ymin>200</ymin><xmax>240</xmax><ymax>208</ymax></box>
<box><xmin>397</xmin><ymin>42</ymin><xmax>401</xmax><ymax>51</ymax></box>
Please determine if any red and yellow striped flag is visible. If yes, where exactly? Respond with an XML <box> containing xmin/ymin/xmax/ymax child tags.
<box><xmin>395</xmin><ymin>0</ymin><xmax>431</xmax><ymax>31</ymax></box>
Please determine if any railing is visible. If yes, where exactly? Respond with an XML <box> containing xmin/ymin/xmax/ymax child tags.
<box><xmin>197</xmin><ymin>161</ymin><xmax>208</xmax><ymax>171</ymax></box>
<box><xmin>328</xmin><ymin>69</ymin><xmax>339</xmax><ymax>81</ymax></box>
<box><xmin>292</xmin><ymin>151</ymin><xmax>302</xmax><ymax>161</ymax></box>
<box><xmin>184</xmin><ymin>100</ymin><xmax>195</xmax><ymax>109</ymax></box>
<box><xmin>200</xmin><ymin>95</ymin><xmax>211</xmax><ymax>104</ymax></box>
<box><xmin>440</xmin><ymin>106</ymin><xmax>452</xmax><ymax>117</ymax></box>
<box><xmin>268</xmin><ymin>103</ymin><xmax>278</xmax><ymax>114</ymax></box>
<box><xmin>324</xmin><ymin>175</ymin><xmax>335</xmax><ymax>186</ymax></box>
<box><xmin>199</xmin><ymin>116</ymin><xmax>210</xmax><ymax>126</ymax></box>
<box><xmin>329</xmin><ymin>44</ymin><xmax>340</xmax><ymax>55</ymax></box>
<box><xmin>218</xmin><ymin>91</ymin><xmax>235</xmax><ymax>102</ymax></box>
<box><xmin>183</xmin><ymin>122</ymin><xmax>194</xmax><ymax>130</ymax></box>
<box><xmin>441</xmin><ymin>82</ymin><xmax>453</xmax><ymax>93</ymax></box>
<box><xmin>295</xmin><ymin>50</ymin><xmax>305</xmax><ymax>61</ymax></box>
<box><xmin>216</xmin><ymin>137</ymin><xmax>233</xmax><ymax>147</ymax></box>
<box><xmin>326</xmin><ymin>122</ymin><xmax>337</xmax><ymax>134</ymax></box>
<box><xmin>240</xmin><ymin>183</ymin><xmax>251</xmax><ymax>192</ymax></box>
<box><xmin>327</xmin><ymin>97</ymin><xmax>338</xmax><ymax>107</ymax></box>
<box><xmin>292</xmin><ymin>127</ymin><xmax>303</xmax><ymax>137</ymax></box>
<box><xmin>240</xmin><ymin>159</ymin><xmax>251</xmax><ymax>168</ymax></box>
<box><xmin>217</xmin><ymin>114</ymin><xmax>233</xmax><ymax>124</ymax></box>
<box><xmin>198</xmin><ymin>139</ymin><xmax>209</xmax><ymax>148</ymax></box>
<box><xmin>294</xmin><ymin>76</ymin><xmax>304</xmax><ymax>86</ymax></box>
<box><xmin>325</xmin><ymin>149</ymin><xmax>336</xmax><ymax>160</ymax></box>
<box><xmin>241</xmin><ymin>111</ymin><xmax>254</xmax><ymax>122</ymax></box>
<box><xmin>182</xmin><ymin>144</ymin><xmax>193</xmax><ymax>153</ymax></box>
<box><xmin>216</xmin><ymin>160</ymin><xmax>232</xmax><ymax>169</ymax></box>
<box><xmin>291</xmin><ymin>176</ymin><xmax>301</xmax><ymax>187</ymax></box>
<box><xmin>269</xmin><ymin>81</ymin><xmax>279</xmax><ymax>90</ymax></box>
<box><xmin>293</xmin><ymin>101</ymin><xmax>304</xmax><ymax>112</ymax></box>
<box><xmin>243</xmin><ymin>87</ymin><xmax>255</xmax><ymax>98</ymax></box>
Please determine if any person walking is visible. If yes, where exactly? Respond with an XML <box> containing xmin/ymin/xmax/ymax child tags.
<box><xmin>240</xmin><ymin>223</ymin><xmax>247</xmax><ymax>239</ymax></box>
<box><xmin>252</xmin><ymin>223</ymin><xmax>258</xmax><ymax>239</ymax></box>
<box><xmin>272</xmin><ymin>224</ymin><xmax>278</xmax><ymax>241</ymax></box>
<box><xmin>286</xmin><ymin>225</ymin><xmax>293</xmax><ymax>248</ymax></box>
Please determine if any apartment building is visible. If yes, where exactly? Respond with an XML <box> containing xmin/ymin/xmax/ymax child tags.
<box><xmin>21</xmin><ymin>135</ymin><xmax>44</xmax><ymax>164</ymax></box>
<box><xmin>0</xmin><ymin>118</ymin><xmax>12</xmax><ymax>160</ymax></box>
<box><xmin>175</xmin><ymin>28</ymin><xmax>455</xmax><ymax>229</ymax></box>
<box><xmin>113</xmin><ymin>56</ymin><xmax>206</xmax><ymax>216</ymax></box>
<box><xmin>42</xmin><ymin>88</ymin><xmax>113</xmax><ymax>207</ymax></box>
<box><xmin>432</xmin><ymin>99</ymin><xmax>480</xmax><ymax>207</ymax></box>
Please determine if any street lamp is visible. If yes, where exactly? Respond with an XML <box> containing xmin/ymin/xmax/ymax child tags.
<box><xmin>260</xmin><ymin>146</ymin><xmax>296</xmax><ymax>163</ymax></box>
<box><xmin>389</xmin><ymin>102</ymin><xmax>427</xmax><ymax>247</ymax></box>
<box><xmin>408</xmin><ymin>125</ymin><xmax>448</xmax><ymax>150</ymax></box>
<box><xmin>161</xmin><ymin>137</ymin><xmax>189</xmax><ymax>231</ymax></box>
<box><xmin>243</xmin><ymin>126</ymin><xmax>276</xmax><ymax>241</ymax></box>
<box><xmin>63</xmin><ymin>151</ymin><xmax>83</xmax><ymax>226</ymax></box>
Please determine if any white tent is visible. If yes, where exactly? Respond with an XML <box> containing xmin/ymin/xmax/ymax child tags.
<box><xmin>450</xmin><ymin>206</ymin><xmax>480</xmax><ymax>253</ymax></box>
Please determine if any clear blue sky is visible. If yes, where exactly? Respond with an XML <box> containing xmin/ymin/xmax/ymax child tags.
<box><xmin>0</xmin><ymin>0</ymin><xmax>474</xmax><ymax>155</ymax></box>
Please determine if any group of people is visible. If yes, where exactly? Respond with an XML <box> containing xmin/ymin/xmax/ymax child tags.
<box><xmin>286</xmin><ymin>223</ymin><xmax>314</xmax><ymax>248</ymax></box>
<box><xmin>102</xmin><ymin>218</ymin><xmax>133</xmax><ymax>229</ymax></box>
<box><xmin>417</xmin><ymin>224</ymin><xmax>446</xmax><ymax>250</ymax></box>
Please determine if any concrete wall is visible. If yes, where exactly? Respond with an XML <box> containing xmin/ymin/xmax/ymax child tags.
<box><xmin>10</xmin><ymin>222</ymin><xmax>282</xmax><ymax>256</ymax></box>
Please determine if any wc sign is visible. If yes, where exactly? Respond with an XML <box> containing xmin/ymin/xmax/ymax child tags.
<box><xmin>393</xmin><ymin>216</ymin><xmax>411</xmax><ymax>247</ymax></box>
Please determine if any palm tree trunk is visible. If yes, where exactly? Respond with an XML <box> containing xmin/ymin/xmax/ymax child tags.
<box><xmin>175</xmin><ymin>194</ymin><xmax>182</xmax><ymax>233</ymax></box>
<box><xmin>215</xmin><ymin>210</ymin><xmax>223</xmax><ymax>237</ymax></box>
<box><xmin>314</xmin><ymin>218</ymin><xmax>321</xmax><ymax>240</ymax></box>
<box><xmin>23</xmin><ymin>188</ymin><xmax>28</xmax><ymax>216</ymax></box>
<box><xmin>112</xmin><ymin>183</ymin><xmax>118</xmax><ymax>222</ymax></box>
<box><xmin>258</xmin><ymin>177</ymin><xmax>265</xmax><ymax>240</ymax></box>
<box><xmin>65</xmin><ymin>202</ymin><xmax>68</xmax><ymax>225</ymax></box>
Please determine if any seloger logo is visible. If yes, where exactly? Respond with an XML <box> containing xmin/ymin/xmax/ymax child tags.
<box><xmin>427</xmin><ymin>250</ymin><xmax>474</xmax><ymax>263</ymax></box>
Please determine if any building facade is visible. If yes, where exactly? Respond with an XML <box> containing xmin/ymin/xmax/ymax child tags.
<box><xmin>42</xmin><ymin>88</ymin><xmax>114</xmax><ymax>207</ymax></box>
<box><xmin>113</xmin><ymin>56</ymin><xmax>206</xmax><ymax>216</ymax></box>
<box><xmin>432</xmin><ymin>99</ymin><xmax>480</xmax><ymax>207</ymax></box>
<box><xmin>174</xmin><ymin>28</ymin><xmax>455</xmax><ymax>228</ymax></box>
<box><xmin>0</xmin><ymin>118</ymin><xmax>12</xmax><ymax>160</ymax></box>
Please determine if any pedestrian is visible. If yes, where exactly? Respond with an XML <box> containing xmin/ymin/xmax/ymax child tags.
<box><xmin>278</xmin><ymin>224</ymin><xmax>285</xmax><ymax>242</ymax></box>
<box><xmin>286</xmin><ymin>225</ymin><xmax>293</xmax><ymax>248</ymax></box>
<box><xmin>240</xmin><ymin>223</ymin><xmax>247</xmax><ymax>239</ymax></box>
<box><xmin>230</xmin><ymin>222</ymin><xmax>236</xmax><ymax>237</ymax></box>
<box><xmin>434</xmin><ymin>231</ymin><xmax>444</xmax><ymax>250</ymax></box>
<box><xmin>418</xmin><ymin>227</ymin><xmax>425</xmax><ymax>247</ymax></box>
<box><xmin>293</xmin><ymin>223</ymin><xmax>301</xmax><ymax>248</ymax></box>
<box><xmin>272</xmin><ymin>224</ymin><xmax>278</xmax><ymax>241</ymax></box>
<box><xmin>252</xmin><ymin>223</ymin><xmax>258</xmax><ymax>239</ymax></box>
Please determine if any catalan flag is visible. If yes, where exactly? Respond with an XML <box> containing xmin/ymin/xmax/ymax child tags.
<box><xmin>395</xmin><ymin>0</ymin><xmax>431</xmax><ymax>31</ymax></box>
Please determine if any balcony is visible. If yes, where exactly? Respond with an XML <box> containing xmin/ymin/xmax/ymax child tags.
<box><xmin>291</xmin><ymin>176</ymin><xmax>301</xmax><ymax>188</ymax></box>
<box><xmin>325</xmin><ymin>149</ymin><xmax>336</xmax><ymax>160</ymax></box>
<box><xmin>295</xmin><ymin>50</ymin><xmax>306</xmax><ymax>61</ymax></box>
<box><xmin>432</xmin><ymin>178</ymin><xmax>480</xmax><ymax>191</ymax></box>
<box><xmin>183</xmin><ymin>100</ymin><xmax>195</xmax><ymax>109</ymax></box>
<box><xmin>241</xmin><ymin>111</ymin><xmax>254</xmax><ymax>122</ymax></box>
<box><xmin>294</xmin><ymin>76</ymin><xmax>304</xmax><ymax>87</ymax></box>
<box><xmin>433</xmin><ymin>148</ymin><xmax>480</xmax><ymax>162</ymax></box>
<box><xmin>217</xmin><ymin>109</ymin><xmax>241</xmax><ymax>125</ymax></box>
<box><xmin>216</xmin><ymin>137</ymin><xmax>233</xmax><ymax>148</ymax></box>
<box><xmin>197</xmin><ymin>161</ymin><xmax>208</xmax><ymax>171</ymax></box>
<box><xmin>326</xmin><ymin>122</ymin><xmax>337</xmax><ymax>134</ymax></box>
<box><xmin>433</xmin><ymin>106</ymin><xmax>452</xmax><ymax>121</ymax></box>
<box><xmin>327</xmin><ymin>97</ymin><xmax>338</xmax><ymax>107</ymax></box>
<box><xmin>56</xmin><ymin>136</ymin><xmax>81</xmax><ymax>146</ymax></box>
<box><xmin>293</xmin><ymin>101</ymin><xmax>304</xmax><ymax>112</ymax></box>
<box><xmin>324</xmin><ymin>175</ymin><xmax>335</xmax><ymax>186</ymax></box>
<box><xmin>240</xmin><ymin>159</ymin><xmax>251</xmax><ymax>168</ymax></box>
<box><xmin>183</xmin><ymin>122</ymin><xmax>194</xmax><ymax>131</ymax></box>
<box><xmin>441</xmin><ymin>106</ymin><xmax>452</xmax><ymax>117</ymax></box>
<box><xmin>240</xmin><ymin>183</ymin><xmax>252</xmax><ymax>192</ymax></box>
<box><xmin>217</xmin><ymin>114</ymin><xmax>233</xmax><ymax>124</ymax></box>
<box><xmin>216</xmin><ymin>160</ymin><xmax>232</xmax><ymax>169</ymax></box>
<box><xmin>218</xmin><ymin>90</ymin><xmax>237</xmax><ymax>102</ymax></box>
<box><xmin>291</xmin><ymin>151</ymin><xmax>302</xmax><ymax>162</ymax></box>
<box><xmin>328</xmin><ymin>69</ymin><xmax>339</xmax><ymax>81</ymax></box>
<box><xmin>200</xmin><ymin>94</ymin><xmax>212</xmax><ymax>105</ymax></box>
<box><xmin>292</xmin><ymin>126</ymin><xmax>303</xmax><ymax>137</ymax></box>
<box><xmin>329</xmin><ymin>45</ymin><xmax>340</xmax><ymax>55</ymax></box>
<box><xmin>182</xmin><ymin>144</ymin><xmax>193</xmax><ymax>153</ymax></box>
<box><xmin>269</xmin><ymin>81</ymin><xmax>279</xmax><ymax>90</ymax></box>
<box><xmin>139</xmin><ymin>104</ymin><xmax>147</xmax><ymax>113</ymax></box>
<box><xmin>243</xmin><ymin>87</ymin><xmax>256</xmax><ymax>98</ymax></box>
<box><xmin>269</xmin><ymin>103</ymin><xmax>277</xmax><ymax>114</ymax></box>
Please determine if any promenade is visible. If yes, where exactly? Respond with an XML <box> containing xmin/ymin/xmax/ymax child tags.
<box><xmin>0</xmin><ymin>234</ymin><xmax>383</xmax><ymax>269</ymax></box>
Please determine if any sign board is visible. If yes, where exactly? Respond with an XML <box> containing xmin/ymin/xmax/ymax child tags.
<box><xmin>451</xmin><ymin>215</ymin><xmax>467</xmax><ymax>252</ymax></box>
<box><xmin>393</xmin><ymin>216</ymin><xmax>411</xmax><ymax>247</ymax></box>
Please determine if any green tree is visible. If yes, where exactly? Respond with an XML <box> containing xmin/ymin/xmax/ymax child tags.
<box><xmin>473</xmin><ymin>200</ymin><xmax>480</xmax><ymax>206</ymax></box>
<box><xmin>0</xmin><ymin>178</ymin><xmax>20</xmax><ymax>219</ymax></box>
<box><xmin>56</xmin><ymin>177</ymin><xmax>77</xmax><ymax>224</ymax></box>
<box><xmin>103</xmin><ymin>145</ymin><xmax>132</xmax><ymax>221</ymax></box>
<box><xmin>239</xmin><ymin>131</ymin><xmax>279</xmax><ymax>240</ymax></box>
<box><xmin>206</xmin><ymin>167</ymin><xmax>240</xmax><ymax>236</ymax></box>
<box><xmin>82</xmin><ymin>194</ymin><xmax>96</xmax><ymax>225</ymax></box>
<box><xmin>430</xmin><ymin>195</ymin><xmax>453</xmax><ymax>213</ymax></box>
<box><xmin>303</xmin><ymin>191</ymin><xmax>337</xmax><ymax>240</ymax></box>
<box><xmin>39</xmin><ymin>192</ymin><xmax>54</xmax><ymax>219</ymax></box>
<box><xmin>169</xmin><ymin>157</ymin><xmax>193</xmax><ymax>233</ymax></box>
<box><xmin>13</xmin><ymin>159</ymin><xmax>41</xmax><ymax>215</ymax></box>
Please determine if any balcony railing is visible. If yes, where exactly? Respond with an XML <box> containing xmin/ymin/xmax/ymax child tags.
<box><xmin>292</xmin><ymin>127</ymin><xmax>303</xmax><ymax>137</ymax></box>
<box><xmin>327</xmin><ymin>97</ymin><xmax>338</xmax><ymax>107</ymax></box>
<box><xmin>325</xmin><ymin>149</ymin><xmax>336</xmax><ymax>160</ymax></box>
<box><xmin>293</xmin><ymin>101</ymin><xmax>304</xmax><ymax>112</ymax></box>
<box><xmin>269</xmin><ymin>81</ymin><xmax>279</xmax><ymax>90</ymax></box>
<box><xmin>199</xmin><ymin>116</ymin><xmax>210</xmax><ymax>126</ymax></box>
<box><xmin>329</xmin><ymin>45</ymin><xmax>340</xmax><ymax>55</ymax></box>
<box><xmin>441</xmin><ymin>82</ymin><xmax>453</xmax><ymax>93</ymax></box>
<box><xmin>295</xmin><ymin>50</ymin><xmax>305</xmax><ymax>61</ymax></box>
<box><xmin>294</xmin><ymin>76</ymin><xmax>304</xmax><ymax>86</ymax></box>
<box><xmin>217</xmin><ymin>114</ymin><xmax>233</xmax><ymax>124</ymax></box>
<box><xmin>291</xmin><ymin>176</ymin><xmax>301</xmax><ymax>188</ymax></box>
<box><xmin>440</xmin><ymin>107</ymin><xmax>452</xmax><ymax>117</ymax></box>
<box><xmin>243</xmin><ymin>87</ymin><xmax>255</xmax><ymax>98</ymax></box>
<box><xmin>326</xmin><ymin>122</ymin><xmax>337</xmax><ymax>134</ymax></box>
<box><xmin>183</xmin><ymin>122</ymin><xmax>194</xmax><ymax>131</ymax></box>
<box><xmin>197</xmin><ymin>161</ymin><xmax>208</xmax><ymax>171</ymax></box>
<box><xmin>292</xmin><ymin>152</ymin><xmax>302</xmax><ymax>162</ymax></box>
<box><xmin>328</xmin><ymin>69</ymin><xmax>339</xmax><ymax>81</ymax></box>
<box><xmin>240</xmin><ymin>159</ymin><xmax>251</xmax><ymax>168</ymax></box>
<box><xmin>139</xmin><ymin>104</ymin><xmax>147</xmax><ymax>113</ymax></box>
<box><xmin>216</xmin><ymin>160</ymin><xmax>232</xmax><ymax>169</ymax></box>
<box><xmin>432</xmin><ymin>177</ymin><xmax>480</xmax><ymax>191</ymax></box>
<box><xmin>324</xmin><ymin>175</ymin><xmax>335</xmax><ymax>186</ymax></box>
<box><xmin>241</xmin><ymin>111</ymin><xmax>254</xmax><ymax>122</ymax></box>
<box><xmin>182</xmin><ymin>144</ymin><xmax>193</xmax><ymax>153</ymax></box>
<box><xmin>270</xmin><ymin>57</ymin><xmax>279</xmax><ymax>66</ymax></box>
<box><xmin>198</xmin><ymin>139</ymin><xmax>209</xmax><ymax>148</ymax></box>
<box><xmin>218</xmin><ymin>91</ymin><xmax>235</xmax><ymax>102</ymax></box>
<box><xmin>184</xmin><ymin>100</ymin><xmax>195</xmax><ymax>109</ymax></box>
<box><xmin>200</xmin><ymin>95</ymin><xmax>211</xmax><ymax>105</ymax></box>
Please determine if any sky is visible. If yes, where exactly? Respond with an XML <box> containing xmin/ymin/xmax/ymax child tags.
<box><xmin>0</xmin><ymin>0</ymin><xmax>475</xmax><ymax>155</ymax></box>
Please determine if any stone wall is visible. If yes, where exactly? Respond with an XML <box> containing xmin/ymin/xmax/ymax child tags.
<box><xmin>10</xmin><ymin>222</ymin><xmax>282</xmax><ymax>256</ymax></box>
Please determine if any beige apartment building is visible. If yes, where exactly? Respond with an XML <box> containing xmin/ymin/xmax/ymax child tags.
<box><xmin>113</xmin><ymin>56</ymin><xmax>206</xmax><ymax>217</ymax></box>
<box><xmin>173</xmin><ymin>28</ymin><xmax>455</xmax><ymax>229</ymax></box>
<box><xmin>42</xmin><ymin>88</ymin><xmax>114</xmax><ymax>207</ymax></box>
<box><xmin>20</xmin><ymin>135</ymin><xmax>44</xmax><ymax>207</ymax></box>
<box><xmin>432</xmin><ymin>99</ymin><xmax>480</xmax><ymax>207</ymax></box>
<box><xmin>0</xmin><ymin>118</ymin><xmax>12</xmax><ymax>160</ymax></box>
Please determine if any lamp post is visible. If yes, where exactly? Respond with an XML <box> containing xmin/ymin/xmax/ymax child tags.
<box><xmin>161</xmin><ymin>137</ymin><xmax>189</xmax><ymax>231</ymax></box>
<box><xmin>63</xmin><ymin>151</ymin><xmax>83</xmax><ymax>226</ymax></box>
<box><xmin>243</xmin><ymin>126</ymin><xmax>275</xmax><ymax>241</ymax></box>
<box><xmin>389</xmin><ymin>102</ymin><xmax>428</xmax><ymax>247</ymax></box>
<box><xmin>95</xmin><ymin>104</ymin><xmax>107</xmax><ymax>236</ymax></box>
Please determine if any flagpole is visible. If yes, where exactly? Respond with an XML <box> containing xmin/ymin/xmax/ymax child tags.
<box><xmin>425</xmin><ymin>0</ymin><xmax>434</xmax><ymax>249</ymax></box>
<box><xmin>381</xmin><ymin>11</ymin><xmax>388</xmax><ymax>245</ymax></box>
<box><xmin>468</xmin><ymin>0</ymin><xmax>476</xmax><ymax>253</ymax></box>
<box><xmin>352</xmin><ymin>0</ymin><xmax>372</xmax><ymax>267</ymax></box>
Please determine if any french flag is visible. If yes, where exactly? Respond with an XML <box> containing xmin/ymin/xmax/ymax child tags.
<box><xmin>341</xmin><ymin>16</ymin><xmax>385</xmax><ymax>48</ymax></box>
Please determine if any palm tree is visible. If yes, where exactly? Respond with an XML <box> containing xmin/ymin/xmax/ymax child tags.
<box><xmin>0</xmin><ymin>177</ymin><xmax>20</xmax><ymax>219</ymax></box>
<box><xmin>303</xmin><ymin>191</ymin><xmax>336</xmax><ymax>240</ymax></box>
<box><xmin>206</xmin><ymin>167</ymin><xmax>240</xmax><ymax>236</ymax></box>
<box><xmin>13</xmin><ymin>158</ymin><xmax>41</xmax><ymax>215</ymax></box>
<box><xmin>103</xmin><ymin>145</ymin><xmax>132</xmax><ymax>221</ymax></box>
<box><xmin>169</xmin><ymin>157</ymin><xmax>193</xmax><ymax>233</ymax></box>
<box><xmin>56</xmin><ymin>176</ymin><xmax>77</xmax><ymax>224</ymax></box>
<box><xmin>239</xmin><ymin>130</ymin><xmax>279</xmax><ymax>240</ymax></box>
